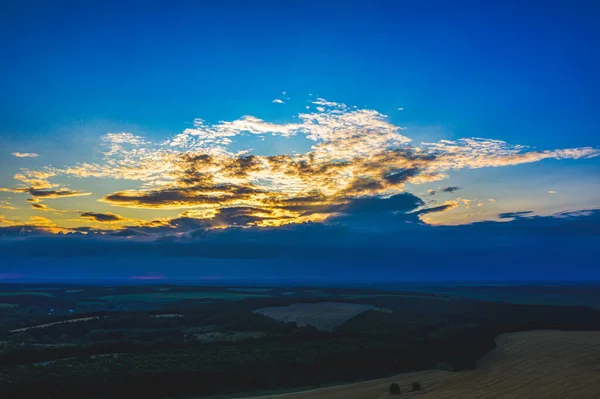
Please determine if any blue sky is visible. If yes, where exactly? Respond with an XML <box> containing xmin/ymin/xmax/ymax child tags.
<box><xmin>2</xmin><ymin>0</ymin><xmax>599</xmax><ymax>145</ymax></box>
<box><xmin>1</xmin><ymin>0</ymin><xmax>599</xmax><ymax>281</ymax></box>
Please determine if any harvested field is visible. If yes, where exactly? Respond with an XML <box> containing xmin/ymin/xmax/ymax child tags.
<box><xmin>254</xmin><ymin>302</ymin><xmax>375</xmax><ymax>331</ymax></box>
<box><xmin>241</xmin><ymin>330</ymin><xmax>600</xmax><ymax>399</ymax></box>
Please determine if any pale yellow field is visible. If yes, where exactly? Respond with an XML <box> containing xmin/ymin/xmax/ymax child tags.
<box><xmin>241</xmin><ymin>330</ymin><xmax>600</xmax><ymax>399</ymax></box>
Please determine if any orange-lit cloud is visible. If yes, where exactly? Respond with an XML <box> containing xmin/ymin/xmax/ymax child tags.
<box><xmin>3</xmin><ymin>99</ymin><xmax>598</xmax><ymax>230</ymax></box>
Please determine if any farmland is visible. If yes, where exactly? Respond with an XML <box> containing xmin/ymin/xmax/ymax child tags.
<box><xmin>255</xmin><ymin>302</ymin><xmax>376</xmax><ymax>331</ymax></box>
<box><xmin>98</xmin><ymin>291</ymin><xmax>272</xmax><ymax>302</ymax></box>
<box><xmin>0</xmin><ymin>291</ymin><xmax>54</xmax><ymax>297</ymax></box>
<box><xmin>242</xmin><ymin>330</ymin><xmax>600</xmax><ymax>399</ymax></box>
<box><xmin>1</xmin><ymin>282</ymin><xmax>600</xmax><ymax>398</ymax></box>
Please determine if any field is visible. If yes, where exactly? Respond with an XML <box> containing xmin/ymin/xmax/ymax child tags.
<box><xmin>98</xmin><ymin>292</ymin><xmax>272</xmax><ymax>302</ymax></box>
<box><xmin>1</xmin><ymin>283</ymin><xmax>600</xmax><ymax>399</ymax></box>
<box><xmin>243</xmin><ymin>330</ymin><xmax>600</xmax><ymax>399</ymax></box>
<box><xmin>342</xmin><ymin>294</ymin><xmax>451</xmax><ymax>301</ymax></box>
<box><xmin>401</xmin><ymin>283</ymin><xmax>600</xmax><ymax>309</ymax></box>
<box><xmin>254</xmin><ymin>302</ymin><xmax>376</xmax><ymax>331</ymax></box>
<box><xmin>0</xmin><ymin>291</ymin><xmax>54</xmax><ymax>297</ymax></box>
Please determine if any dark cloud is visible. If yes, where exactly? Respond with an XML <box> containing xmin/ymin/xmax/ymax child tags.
<box><xmin>384</xmin><ymin>168</ymin><xmax>422</xmax><ymax>185</ymax></box>
<box><xmin>110</xmin><ymin>229</ymin><xmax>148</xmax><ymax>237</ymax></box>
<box><xmin>414</xmin><ymin>202</ymin><xmax>458</xmax><ymax>216</ymax></box>
<box><xmin>0</xmin><ymin>187</ymin><xmax>90</xmax><ymax>200</ymax></box>
<box><xmin>80</xmin><ymin>212</ymin><xmax>125</xmax><ymax>222</ymax></box>
<box><xmin>213</xmin><ymin>207</ymin><xmax>282</xmax><ymax>226</ymax></box>
<box><xmin>101</xmin><ymin>183</ymin><xmax>262</xmax><ymax>208</ymax></box>
<box><xmin>26</xmin><ymin>188</ymin><xmax>91</xmax><ymax>199</ymax></box>
<box><xmin>498</xmin><ymin>211</ymin><xmax>534</xmax><ymax>219</ymax></box>
<box><xmin>223</xmin><ymin>155</ymin><xmax>262</xmax><ymax>178</ymax></box>
<box><xmin>1</xmin><ymin>210</ymin><xmax>598</xmax><ymax>269</ymax></box>
<box><xmin>440</xmin><ymin>186</ymin><xmax>461</xmax><ymax>193</ymax></box>
<box><xmin>329</xmin><ymin>193</ymin><xmax>423</xmax><ymax>215</ymax></box>
<box><xmin>0</xmin><ymin>226</ymin><xmax>54</xmax><ymax>237</ymax></box>
<box><xmin>30</xmin><ymin>203</ymin><xmax>50</xmax><ymax>211</ymax></box>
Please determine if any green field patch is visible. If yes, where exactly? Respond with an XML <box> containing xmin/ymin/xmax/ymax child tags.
<box><xmin>98</xmin><ymin>292</ymin><xmax>271</xmax><ymax>302</ymax></box>
<box><xmin>0</xmin><ymin>291</ymin><xmax>54</xmax><ymax>297</ymax></box>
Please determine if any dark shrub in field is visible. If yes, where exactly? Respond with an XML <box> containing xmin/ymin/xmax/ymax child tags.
<box><xmin>411</xmin><ymin>381</ymin><xmax>422</xmax><ymax>391</ymax></box>
<box><xmin>389</xmin><ymin>382</ymin><xmax>400</xmax><ymax>395</ymax></box>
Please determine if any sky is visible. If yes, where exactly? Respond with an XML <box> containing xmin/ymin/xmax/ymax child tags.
<box><xmin>1</xmin><ymin>0</ymin><xmax>599</xmax><ymax>282</ymax></box>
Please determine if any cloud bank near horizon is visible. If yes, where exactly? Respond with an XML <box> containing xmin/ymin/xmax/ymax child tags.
<box><xmin>1</xmin><ymin>98</ymin><xmax>599</xmax><ymax>237</ymax></box>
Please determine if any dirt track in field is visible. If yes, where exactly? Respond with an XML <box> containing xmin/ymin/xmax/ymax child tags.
<box><xmin>241</xmin><ymin>330</ymin><xmax>600</xmax><ymax>399</ymax></box>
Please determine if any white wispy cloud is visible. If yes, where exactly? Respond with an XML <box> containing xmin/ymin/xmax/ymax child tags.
<box><xmin>12</xmin><ymin>152</ymin><xmax>39</xmax><ymax>158</ymax></box>
<box><xmin>272</xmin><ymin>99</ymin><xmax>284</xmax><ymax>104</ymax></box>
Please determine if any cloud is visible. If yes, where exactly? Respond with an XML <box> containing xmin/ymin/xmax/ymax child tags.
<box><xmin>0</xmin><ymin>201</ymin><xmax>16</xmax><ymax>210</ymax></box>
<box><xmin>12</xmin><ymin>152</ymin><xmax>39</xmax><ymax>158</ymax></box>
<box><xmin>30</xmin><ymin>203</ymin><xmax>63</xmax><ymax>213</ymax></box>
<box><xmin>440</xmin><ymin>186</ymin><xmax>461</xmax><ymax>193</ymax></box>
<box><xmin>103</xmin><ymin>132</ymin><xmax>148</xmax><ymax>146</ymax></box>
<box><xmin>13</xmin><ymin>170</ymin><xmax>57</xmax><ymax>189</ymax></box>
<box><xmin>416</xmin><ymin>200</ymin><xmax>460</xmax><ymax>216</ymax></box>
<box><xmin>101</xmin><ymin>182</ymin><xmax>263</xmax><ymax>209</ymax></box>
<box><xmin>2</xmin><ymin>97</ymin><xmax>598</xmax><ymax>231</ymax></box>
<box><xmin>421</xmin><ymin>139</ymin><xmax>599</xmax><ymax>171</ymax></box>
<box><xmin>312</xmin><ymin>98</ymin><xmax>344</xmax><ymax>107</ymax></box>
<box><xmin>548</xmin><ymin>190</ymin><xmax>557</xmax><ymax>194</ymax></box>
<box><xmin>0</xmin><ymin>209</ymin><xmax>598</xmax><ymax>276</ymax></box>
<box><xmin>272</xmin><ymin>99</ymin><xmax>284</xmax><ymax>104</ymax></box>
<box><xmin>0</xmin><ymin>187</ymin><xmax>92</xmax><ymax>199</ymax></box>
<box><xmin>498</xmin><ymin>210</ymin><xmax>534</xmax><ymax>219</ymax></box>
<box><xmin>80</xmin><ymin>212</ymin><xmax>125</xmax><ymax>223</ymax></box>
<box><xmin>0</xmin><ymin>214</ymin><xmax>71</xmax><ymax>235</ymax></box>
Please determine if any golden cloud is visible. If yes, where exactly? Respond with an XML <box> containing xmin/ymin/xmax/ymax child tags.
<box><xmin>3</xmin><ymin>99</ymin><xmax>598</xmax><ymax>229</ymax></box>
